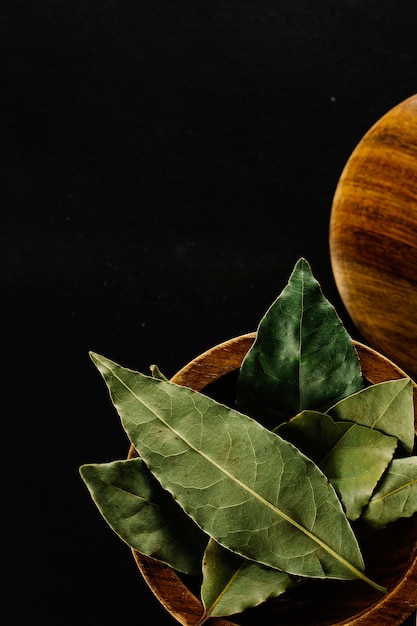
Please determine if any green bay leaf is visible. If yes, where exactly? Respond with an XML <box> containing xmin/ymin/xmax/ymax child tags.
<box><xmin>360</xmin><ymin>457</ymin><xmax>417</xmax><ymax>529</ymax></box>
<box><xmin>198</xmin><ymin>538</ymin><xmax>299</xmax><ymax>623</ymax></box>
<box><xmin>79</xmin><ymin>457</ymin><xmax>207</xmax><ymax>575</ymax></box>
<box><xmin>328</xmin><ymin>378</ymin><xmax>415</xmax><ymax>453</ymax></box>
<box><xmin>90</xmin><ymin>352</ymin><xmax>384</xmax><ymax>591</ymax></box>
<box><xmin>236</xmin><ymin>257</ymin><xmax>363</xmax><ymax>428</ymax></box>
<box><xmin>278</xmin><ymin>411</ymin><xmax>398</xmax><ymax>520</ymax></box>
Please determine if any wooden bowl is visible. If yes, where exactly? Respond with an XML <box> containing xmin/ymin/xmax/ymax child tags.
<box><xmin>329</xmin><ymin>94</ymin><xmax>417</xmax><ymax>382</ymax></box>
<box><xmin>128</xmin><ymin>333</ymin><xmax>417</xmax><ymax>626</ymax></box>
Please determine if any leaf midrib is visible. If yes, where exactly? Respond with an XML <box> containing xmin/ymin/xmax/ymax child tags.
<box><xmin>370</xmin><ymin>477</ymin><xmax>417</xmax><ymax>503</ymax></box>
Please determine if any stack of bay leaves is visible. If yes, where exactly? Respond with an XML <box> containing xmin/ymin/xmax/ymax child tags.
<box><xmin>80</xmin><ymin>257</ymin><xmax>417</xmax><ymax>624</ymax></box>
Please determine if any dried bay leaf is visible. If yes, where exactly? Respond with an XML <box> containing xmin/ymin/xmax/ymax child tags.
<box><xmin>236</xmin><ymin>258</ymin><xmax>363</xmax><ymax>428</ymax></box>
<box><xmin>79</xmin><ymin>457</ymin><xmax>207</xmax><ymax>575</ymax></box>
<box><xmin>328</xmin><ymin>378</ymin><xmax>415</xmax><ymax>453</ymax></box>
<box><xmin>197</xmin><ymin>538</ymin><xmax>299</xmax><ymax>623</ymax></box>
<box><xmin>277</xmin><ymin>411</ymin><xmax>398</xmax><ymax>520</ymax></box>
<box><xmin>360</xmin><ymin>457</ymin><xmax>417</xmax><ymax>530</ymax></box>
<box><xmin>90</xmin><ymin>352</ymin><xmax>385</xmax><ymax>591</ymax></box>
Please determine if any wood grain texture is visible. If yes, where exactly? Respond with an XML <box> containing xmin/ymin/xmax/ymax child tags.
<box><xmin>329</xmin><ymin>94</ymin><xmax>417</xmax><ymax>382</ymax></box>
<box><xmin>128</xmin><ymin>334</ymin><xmax>417</xmax><ymax>626</ymax></box>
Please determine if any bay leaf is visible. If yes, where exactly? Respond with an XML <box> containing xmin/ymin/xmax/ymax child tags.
<box><xmin>197</xmin><ymin>538</ymin><xmax>299</xmax><ymax>623</ymax></box>
<box><xmin>90</xmin><ymin>352</ymin><xmax>385</xmax><ymax>591</ymax></box>
<box><xmin>236</xmin><ymin>257</ymin><xmax>363</xmax><ymax>428</ymax></box>
<box><xmin>79</xmin><ymin>457</ymin><xmax>207</xmax><ymax>575</ymax></box>
<box><xmin>328</xmin><ymin>378</ymin><xmax>415</xmax><ymax>453</ymax></box>
<box><xmin>277</xmin><ymin>411</ymin><xmax>398</xmax><ymax>520</ymax></box>
<box><xmin>360</xmin><ymin>457</ymin><xmax>417</xmax><ymax>530</ymax></box>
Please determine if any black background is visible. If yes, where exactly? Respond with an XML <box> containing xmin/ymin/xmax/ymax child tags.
<box><xmin>3</xmin><ymin>1</ymin><xmax>417</xmax><ymax>624</ymax></box>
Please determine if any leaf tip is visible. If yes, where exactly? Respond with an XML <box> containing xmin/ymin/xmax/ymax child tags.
<box><xmin>150</xmin><ymin>364</ymin><xmax>168</xmax><ymax>381</ymax></box>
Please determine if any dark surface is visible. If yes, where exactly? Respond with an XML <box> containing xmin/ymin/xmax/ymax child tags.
<box><xmin>3</xmin><ymin>2</ymin><xmax>416</xmax><ymax>624</ymax></box>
